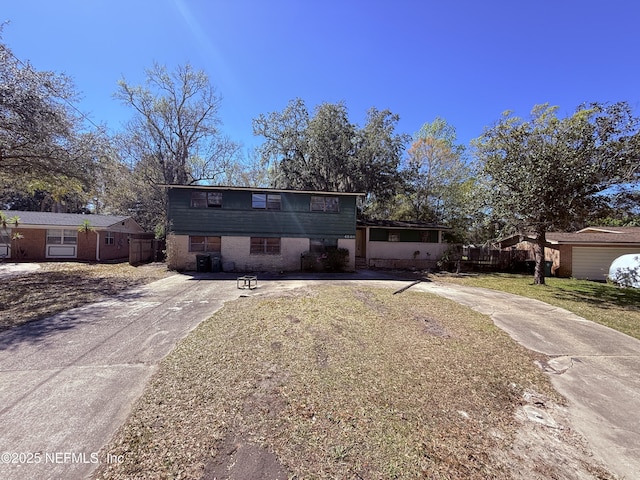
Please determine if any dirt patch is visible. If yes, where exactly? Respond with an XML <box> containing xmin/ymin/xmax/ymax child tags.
<box><xmin>202</xmin><ymin>435</ymin><xmax>290</xmax><ymax>480</ymax></box>
<box><xmin>352</xmin><ymin>288</ymin><xmax>390</xmax><ymax>315</ymax></box>
<box><xmin>417</xmin><ymin>316</ymin><xmax>451</xmax><ymax>337</ymax></box>
<box><xmin>243</xmin><ymin>365</ymin><xmax>288</xmax><ymax>418</ymax></box>
<box><xmin>495</xmin><ymin>390</ymin><xmax>616</xmax><ymax>479</ymax></box>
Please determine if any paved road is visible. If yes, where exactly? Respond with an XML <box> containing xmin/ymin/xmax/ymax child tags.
<box><xmin>414</xmin><ymin>281</ymin><xmax>640</xmax><ymax>480</ymax></box>
<box><xmin>0</xmin><ymin>273</ymin><xmax>247</xmax><ymax>480</ymax></box>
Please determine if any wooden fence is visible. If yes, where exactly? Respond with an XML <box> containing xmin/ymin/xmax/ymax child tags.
<box><xmin>129</xmin><ymin>234</ymin><xmax>165</xmax><ymax>265</ymax></box>
<box><xmin>459</xmin><ymin>246</ymin><xmax>529</xmax><ymax>272</ymax></box>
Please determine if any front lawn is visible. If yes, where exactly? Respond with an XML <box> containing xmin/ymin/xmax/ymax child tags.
<box><xmin>435</xmin><ymin>273</ymin><xmax>640</xmax><ymax>340</ymax></box>
<box><xmin>96</xmin><ymin>285</ymin><xmax>613</xmax><ymax>479</ymax></box>
<box><xmin>0</xmin><ymin>262</ymin><xmax>173</xmax><ymax>331</ymax></box>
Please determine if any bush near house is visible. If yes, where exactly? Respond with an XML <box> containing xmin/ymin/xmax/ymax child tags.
<box><xmin>301</xmin><ymin>248</ymin><xmax>350</xmax><ymax>272</ymax></box>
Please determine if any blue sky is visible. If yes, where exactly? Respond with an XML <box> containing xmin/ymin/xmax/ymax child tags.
<box><xmin>3</xmin><ymin>0</ymin><xmax>640</xmax><ymax>155</ymax></box>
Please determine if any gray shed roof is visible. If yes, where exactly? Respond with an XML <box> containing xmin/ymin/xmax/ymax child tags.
<box><xmin>500</xmin><ymin>226</ymin><xmax>640</xmax><ymax>247</ymax></box>
<box><xmin>2</xmin><ymin>210</ymin><xmax>134</xmax><ymax>229</ymax></box>
<box><xmin>357</xmin><ymin>219</ymin><xmax>450</xmax><ymax>230</ymax></box>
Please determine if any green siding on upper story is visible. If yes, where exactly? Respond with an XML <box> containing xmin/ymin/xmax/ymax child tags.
<box><xmin>167</xmin><ymin>187</ymin><xmax>359</xmax><ymax>239</ymax></box>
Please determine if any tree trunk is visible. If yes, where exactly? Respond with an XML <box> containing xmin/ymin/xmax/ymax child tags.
<box><xmin>533</xmin><ymin>227</ymin><xmax>546</xmax><ymax>285</ymax></box>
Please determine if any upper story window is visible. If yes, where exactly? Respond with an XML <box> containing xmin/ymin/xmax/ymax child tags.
<box><xmin>310</xmin><ymin>196</ymin><xmax>339</xmax><ymax>212</ymax></box>
<box><xmin>252</xmin><ymin>193</ymin><xmax>281</xmax><ymax>210</ymax></box>
<box><xmin>191</xmin><ymin>191</ymin><xmax>222</xmax><ymax>208</ymax></box>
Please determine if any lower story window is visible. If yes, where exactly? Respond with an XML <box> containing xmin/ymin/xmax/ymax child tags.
<box><xmin>250</xmin><ymin>237</ymin><xmax>281</xmax><ymax>255</ymax></box>
<box><xmin>309</xmin><ymin>238</ymin><xmax>338</xmax><ymax>253</ymax></box>
<box><xmin>105</xmin><ymin>231</ymin><xmax>114</xmax><ymax>245</ymax></box>
<box><xmin>189</xmin><ymin>236</ymin><xmax>221</xmax><ymax>252</ymax></box>
<box><xmin>420</xmin><ymin>231</ymin><xmax>439</xmax><ymax>243</ymax></box>
<box><xmin>47</xmin><ymin>229</ymin><xmax>77</xmax><ymax>245</ymax></box>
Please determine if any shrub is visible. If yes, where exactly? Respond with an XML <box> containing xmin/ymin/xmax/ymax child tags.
<box><xmin>322</xmin><ymin>247</ymin><xmax>349</xmax><ymax>272</ymax></box>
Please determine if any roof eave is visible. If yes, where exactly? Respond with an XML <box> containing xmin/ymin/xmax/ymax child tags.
<box><xmin>160</xmin><ymin>184</ymin><xmax>366</xmax><ymax>196</ymax></box>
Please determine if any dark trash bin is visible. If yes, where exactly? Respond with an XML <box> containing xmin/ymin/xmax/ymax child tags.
<box><xmin>545</xmin><ymin>261</ymin><xmax>553</xmax><ymax>277</ymax></box>
<box><xmin>210</xmin><ymin>254</ymin><xmax>222</xmax><ymax>273</ymax></box>
<box><xmin>525</xmin><ymin>260</ymin><xmax>553</xmax><ymax>276</ymax></box>
<box><xmin>525</xmin><ymin>260</ymin><xmax>535</xmax><ymax>274</ymax></box>
<box><xmin>196</xmin><ymin>254</ymin><xmax>210</xmax><ymax>272</ymax></box>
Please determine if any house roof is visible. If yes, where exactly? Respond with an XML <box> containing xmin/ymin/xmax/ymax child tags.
<box><xmin>1</xmin><ymin>211</ymin><xmax>135</xmax><ymax>229</ymax></box>
<box><xmin>161</xmin><ymin>184</ymin><xmax>365</xmax><ymax>196</ymax></box>
<box><xmin>501</xmin><ymin>226</ymin><xmax>640</xmax><ymax>247</ymax></box>
<box><xmin>357</xmin><ymin>219</ymin><xmax>450</xmax><ymax>230</ymax></box>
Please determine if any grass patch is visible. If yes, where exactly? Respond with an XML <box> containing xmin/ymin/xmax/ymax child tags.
<box><xmin>435</xmin><ymin>273</ymin><xmax>640</xmax><ymax>340</ymax></box>
<box><xmin>97</xmin><ymin>285</ymin><xmax>561</xmax><ymax>479</ymax></box>
<box><xmin>0</xmin><ymin>262</ymin><xmax>172</xmax><ymax>331</ymax></box>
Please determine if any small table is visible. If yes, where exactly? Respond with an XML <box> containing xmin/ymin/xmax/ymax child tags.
<box><xmin>237</xmin><ymin>275</ymin><xmax>258</xmax><ymax>290</ymax></box>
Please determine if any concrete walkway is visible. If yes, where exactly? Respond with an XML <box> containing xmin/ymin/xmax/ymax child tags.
<box><xmin>0</xmin><ymin>273</ymin><xmax>246</xmax><ymax>480</ymax></box>
<box><xmin>414</xmin><ymin>281</ymin><xmax>640</xmax><ymax>480</ymax></box>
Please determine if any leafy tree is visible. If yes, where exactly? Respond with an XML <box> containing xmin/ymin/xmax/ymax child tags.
<box><xmin>355</xmin><ymin>108</ymin><xmax>409</xmax><ymax>203</ymax></box>
<box><xmin>115</xmin><ymin>63</ymin><xmax>240</xmax><ymax>233</ymax></box>
<box><xmin>252</xmin><ymin>98</ymin><xmax>408</xmax><ymax>202</ymax></box>
<box><xmin>474</xmin><ymin>102</ymin><xmax>640</xmax><ymax>284</ymax></box>
<box><xmin>0</xmin><ymin>32</ymin><xmax>105</xmax><ymax>209</ymax></box>
<box><xmin>96</xmin><ymin>141</ymin><xmax>168</xmax><ymax>235</ymax></box>
<box><xmin>587</xmin><ymin>189</ymin><xmax>640</xmax><ymax>227</ymax></box>
<box><xmin>370</xmin><ymin>118</ymin><xmax>482</xmax><ymax>243</ymax></box>
<box><xmin>402</xmin><ymin>118</ymin><xmax>474</xmax><ymax>223</ymax></box>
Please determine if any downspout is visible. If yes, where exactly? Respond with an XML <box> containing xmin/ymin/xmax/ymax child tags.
<box><xmin>95</xmin><ymin>231</ymin><xmax>100</xmax><ymax>262</ymax></box>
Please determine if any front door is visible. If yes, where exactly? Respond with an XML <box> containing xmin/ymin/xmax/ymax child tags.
<box><xmin>355</xmin><ymin>228</ymin><xmax>366</xmax><ymax>258</ymax></box>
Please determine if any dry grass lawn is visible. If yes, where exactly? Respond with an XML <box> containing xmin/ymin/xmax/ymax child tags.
<box><xmin>96</xmin><ymin>285</ymin><xmax>615</xmax><ymax>479</ymax></box>
<box><xmin>0</xmin><ymin>262</ymin><xmax>173</xmax><ymax>331</ymax></box>
<box><xmin>434</xmin><ymin>273</ymin><xmax>640</xmax><ymax>340</ymax></box>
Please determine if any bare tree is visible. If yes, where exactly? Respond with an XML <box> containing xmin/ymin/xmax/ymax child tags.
<box><xmin>114</xmin><ymin>63</ymin><xmax>240</xmax><ymax>234</ymax></box>
<box><xmin>115</xmin><ymin>62</ymin><xmax>239</xmax><ymax>186</ymax></box>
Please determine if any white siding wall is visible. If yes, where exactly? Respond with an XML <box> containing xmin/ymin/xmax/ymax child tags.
<box><xmin>222</xmin><ymin>236</ymin><xmax>307</xmax><ymax>272</ymax></box>
<box><xmin>166</xmin><ymin>234</ymin><xmax>191</xmax><ymax>270</ymax></box>
<box><xmin>169</xmin><ymin>235</ymin><xmax>354</xmax><ymax>272</ymax></box>
<box><xmin>367</xmin><ymin>241</ymin><xmax>449</xmax><ymax>262</ymax></box>
<box><xmin>338</xmin><ymin>238</ymin><xmax>356</xmax><ymax>271</ymax></box>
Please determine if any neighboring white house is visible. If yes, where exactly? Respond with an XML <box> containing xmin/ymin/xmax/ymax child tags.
<box><xmin>356</xmin><ymin>219</ymin><xmax>451</xmax><ymax>270</ymax></box>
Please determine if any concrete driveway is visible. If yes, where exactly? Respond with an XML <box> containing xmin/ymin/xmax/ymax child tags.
<box><xmin>0</xmin><ymin>272</ymin><xmax>251</xmax><ymax>480</ymax></box>
<box><xmin>0</xmin><ymin>262</ymin><xmax>41</xmax><ymax>279</ymax></box>
<box><xmin>414</xmin><ymin>281</ymin><xmax>640</xmax><ymax>480</ymax></box>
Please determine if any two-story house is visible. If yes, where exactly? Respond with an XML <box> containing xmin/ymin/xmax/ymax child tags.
<box><xmin>165</xmin><ymin>185</ymin><xmax>361</xmax><ymax>272</ymax></box>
